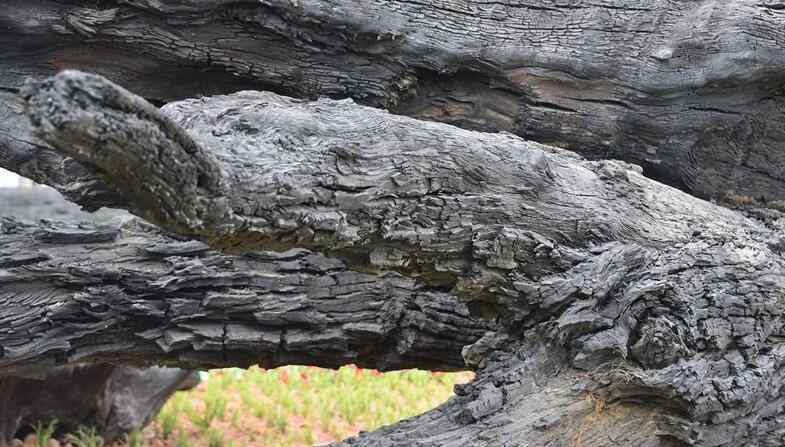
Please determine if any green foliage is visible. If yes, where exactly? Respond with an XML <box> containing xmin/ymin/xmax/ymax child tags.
<box><xmin>175</xmin><ymin>429</ymin><xmax>192</xmax><ymax>447</ymax></box>
<box><xmin>125</xmin><ymin>429</ymin><xmax>147</xmax><ymax>447</ymax></box>
<box><xmin>191</xmin><ymin>381</ymin><xmax>228</xmax><ymax>430</ymax></box>
<box><xmin>157</xmin><ymin>400</ymin><xmax>179</xmax><ymax>439</ymax></box>
<box><xmin>153</xmin><ymin>365</ymin><xmax>472</xmax><ymax>447</ymax></box>
<box><xmin>65</xmin><ymin>426</ymin><xmax>103</xmax><ymax>447</ymax></box>
<box><xmin>32</xmin><ymin>418</ymin><xmax>57</xmax><ymax>447</ymax></box>
<box><xmin>206</xmin><ymin>428</ymin><xmax>224</xmax><ymax>447</ymax></box>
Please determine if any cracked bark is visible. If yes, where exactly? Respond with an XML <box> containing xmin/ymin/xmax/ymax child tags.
<box><xmin>0</xmin><ymin>191</ymin><xmax>491</xmax><ymax>444</ymax></box>
<box><xmin>0</xmin><ymin>213</ymin><xmax>491</xmax><ymax>377</ymax></box>
<box><xmin>3</xmin><ymin>0</ymin><xmax>785</xmax><ymax>205</ymax></box>
<box><xmin>0</xmin><ymin>189</ymin><xmax>199</xmax><ymax>444</ymax></box>
<box><xmin>3</xmin><ymin>71</ymin><xmax>785</xmax><ymax>445</ymax></box>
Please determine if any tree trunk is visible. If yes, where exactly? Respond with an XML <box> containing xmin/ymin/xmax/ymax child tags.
<box><xmin>2</xmin><ymin>0</ymin><xmax>785</xmax><ymax>205</ymax></box>
<box><xmin>2</xmin><ymin>71</ymin><xmax>785</xmax><ymax>446</ymax></box>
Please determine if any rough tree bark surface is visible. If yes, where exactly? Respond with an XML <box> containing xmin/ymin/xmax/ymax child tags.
<box><xmin>3</xmin><ymin>71</ymin><xmax>785</xmax><ymax>446</ymax></box>
<box><xmin>0</xmin><ymin>213</ymin><xmax>490</xmax><ymax>376</ymax></box>
<box><xmin>3</xmin><ymin>0</ymin><xmax>785</xmax><ymax>205</ymax></box>
<box><xmin>0</xmin><ymin>188</ymin><xmax>200</xmax><ymax>444</ymax></box>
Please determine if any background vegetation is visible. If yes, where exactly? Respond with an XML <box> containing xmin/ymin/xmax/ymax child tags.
<box><xmin>20</xmin><ymin>366</ymin><xmax>473</xmax><ymax>447</ymax></box>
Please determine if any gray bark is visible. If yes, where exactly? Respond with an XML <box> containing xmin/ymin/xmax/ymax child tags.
<box><xmin>2</xmin><ymin>0</ymin><xmax>785</xmax><ymax>205</ymax></box>
<box><xmin>4</xmin><ymin>71</ymin><xmax>785</xmax><ymax>446</ymax></box>
<box><xmin>0</xmin><ymin>191</ymin><xmax>490</xmax><ymax>442</ymax></box>
<box><xmin>0</xmin><ymin>188</ymin><xmax>198</xmax><ymax>445</ymax></box>
<box><xmin>0</xmin><ymin>91</ymin><xmax>124</xmax><ymax>211</ymax></box>
<box><xmin>0</xmin><ymin>212</ymin><xmax>491</xmax><ymax>377</ymax></box>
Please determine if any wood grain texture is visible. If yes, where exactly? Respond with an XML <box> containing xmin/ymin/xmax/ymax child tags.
<box><xmin>0</xmin><ymin>208</ymin><xmax>492</xmax><ymax>376</ymax></box>
<box><xmin>2</xmin><ymin>0</ymin><xmax>785</xmax><ymax>204</ymax></box>
<box><xmin>6</xmin><ymin>71</ymin><xmax>785</xmax><ymax>445</ymax></box>
<box><xmin>0</xmin><ymin>91</ymin><xmax>124</xmax><ymax>211</ymax></box>
<box><xmin>0</xmin><ymin>188</ymin><xmax>197</xmax><ymax>445</ymax></box>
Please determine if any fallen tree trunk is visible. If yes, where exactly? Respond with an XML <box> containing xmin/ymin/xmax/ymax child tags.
<box><xmin>2</xmin><ymin>0</ymin><xmax>785</xmax><ymax>205</ymax></box>
<box><xmin>0</xmin><ymin>193</ymin><xmax>490</xmax><ymax>444</ymax></box>
<box><xmin>3</xmin><ymin>71</ymin><xmax>785</xmax><ymax>445</ymax></box>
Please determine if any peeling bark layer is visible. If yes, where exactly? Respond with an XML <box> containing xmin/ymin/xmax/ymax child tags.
<box><xmin>2</xmin><ymin>0</ymin><xmax>785</xmax><ymax>203</ymax></box>
<box><xmin>5</xmin><ymin>72</ymin><xmax>785</xmax><ymax>445</ymax></box>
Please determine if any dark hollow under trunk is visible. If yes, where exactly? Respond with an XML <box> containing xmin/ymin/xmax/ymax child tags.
<box><xmin>0</xmin><ymin>364</ymin><xmax>199</xmax><ymax>444</ymax></box>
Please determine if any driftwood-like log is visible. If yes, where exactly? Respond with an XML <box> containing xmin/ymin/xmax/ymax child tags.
<box><xmin>0</xmin><ymin>189</ymin><xmax>488</xmax><ymax>442</ymax></box>
<box><xmin>3</xmin><ymin>71</ymin><xmax>785</xmax><ymax>446</ymax></box>
<box><xmin>2</xmin><ymin>0</ymin><xmax>785</xmax><ymax>204</ymax></box>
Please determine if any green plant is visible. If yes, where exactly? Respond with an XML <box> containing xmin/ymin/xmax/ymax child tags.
<box><xmin>125</xmin><ymin>429</ymin><xmax>146</xmax><ymax>447</ymax></box>
<box><xmin>65</xmin><ymin>426</ymin><xmax>103</xmax><ymax>447</ymax></box>
<box><xmin>157</xmin><ymin>403</ymin><xmax>178</xmax><ymax>439</ymax></box>
<box><xmin>149</xmin><ymin>365</ymin><xmax>472</xmax><ymax>446</ymax></box>
<box><xmin>271</xmin><ymin>407</ymin><xmax>288</xmax><ymax>434</ymax></box>
<box><xmin>32</xmin><ymin>418</ymin><xmax>58</xmax><ymax>447</ymax></box>
<box><xmin>207</xmin><ymin>428</ymin><xmax>224</xmax><ymax>447</ymax></box>
<box><xmin>175</xmin><ymin>429</ymin><xmax>191</xmax><ymax>447</ymax></box>
<box><xmin>191</xmin><ymin>389</ymin><xmax>227</xmax><ymax>431</ymax></box>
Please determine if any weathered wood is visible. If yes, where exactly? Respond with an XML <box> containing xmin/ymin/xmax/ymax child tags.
<box><xmin>5</xmin><ymin>71</ymin><xmax>785</xmax><ymax>445</ymax></box>
<box><xmin>0</xmin><ymin>215</ymin><xmax>491</xmax><ymax>377</ymax></box>
<box><xmin>0</xmin><ymin>91</ymin><xmax>123</xmax><ymax>211</ymax></box>
<box><xmin>2</xmin><ymin>0</ymin><xmax>785</xmax><ymax>204</ymax></box>
<box><xmin>0</xmin><ymin>187</ymin><xmax>484</xmax><ymax>442</ymax></box>
<box><xmin>0</xmin><ymin>189</ymin><xmax>197</xmax><ymax>445</ymax></box>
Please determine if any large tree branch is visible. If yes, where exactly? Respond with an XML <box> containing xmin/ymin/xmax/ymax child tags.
<box><xmin>0</xmin><ymin>91</ymin><xmax>123</xmax><ymax>210</ymax></box>
<box><xmin>22</xmin><ymin>73</ymin><xmax>231</xmax><ymax>238</ymax></box>
<box><xmin>22</xmin><ymin>71</ymin><xmax>747</xmax><ymax>255</ymax></box>
<box><xmin>3</xmin><ymin>0</ymin><xmax>785</xmax><ymax>204</ymax></box>
<box><xmin>0</xmin><ymin>188</ymin><xmax>200</xmax><ymax>445</ymax></box>
<box><xmin>7</xmin><ymin>71</ymin><xmax>785</xmax><ymax>445</ymax></box>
